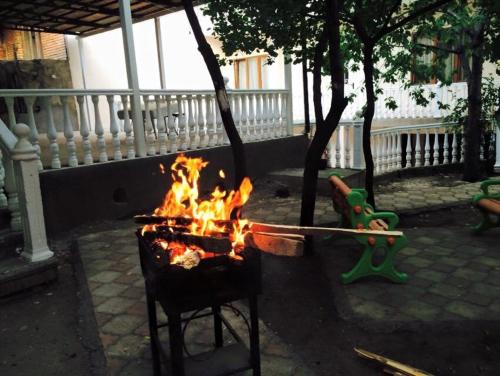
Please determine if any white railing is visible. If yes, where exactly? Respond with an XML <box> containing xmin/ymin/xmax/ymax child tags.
<box><xmin>0</xmin><ymin>89</ymin><xmax>292</xmax><ymax>169</ymax></box>
<box><xmin>328</xmin><ymin>121</ymin><xmax>496</xmax><ymax>176</ymax></box>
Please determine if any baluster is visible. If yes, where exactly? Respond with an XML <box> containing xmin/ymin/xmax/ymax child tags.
<box><xmin>61</xmin><ymin>96</ymin><xmax>78</xmax><ymax>167</ymax></box>
<box><xmin>396</xmin><ymin>132</ymin><xmax>402</xmax><ymax>169</ymax></box>
<box><xmin>44</xmin><ymin>97</ymin><xmax>61</xmax><ymax>168</ymax></box>
<box><xmin>215</xmin><ymin>98</ymin><xmax>224</xmax><ymax>145</ymax></box>
<box><xmin>4</xmin><ymin>157</ymin><xmax>21</xmax><ymax>230</ymax></box>
<box><xmin>107</xmin><ymin>95</ymin><xmax>122</xmax><ymax>160</ymax></box>
<box><xmin>344</xmin><ymin>126</ymin><xmax>351</xmax><ymax>168</ymax></box>
<box><xmin>334</xmin><ymin>128</ymin><xmax>341</xmax><ymax>168</ymax></box>
<box><xmin>371</xmin><ymin>135</ymin><xmax>378</xmax><ymax>174</ymax></box>
<box><xmin>392</xmin><ymin>133</ymin><xmax>398</xmax><ymax>170</ymax></box>
<box><xmin>77</xmin><ymin>95</ymin><xmax>93</xmax><ymax>165</ymax></box>
<box><xmin>177</xmin><ymin>95</ymin><xmax>188</xmax><ymax>150</ymax></box>
<box><xmin>240</xmin><ymin>94</ymin><xmax>249</xmax><ymax>142</ymax></box>
<box><xmin>254</xmin><ymin>94</ymin><xmax>262</xmax><ymax>140</ymax></box>
<box><xmin>263</xmin><ymin>93</ymin><xmax>270</xmax><ymax>139</ymax></box>
<box><xmin>451</xmin><ymin>132</ymin><xmax>458</xmax><ymax>163</ymax></box>
<box><xmin>0</xmin><ymin>151</ymin><xmax>7</xmax><ymax>207</ymax></box>
<box><xmin>92</xmin><ymin>95</ymin><xmax>108</xmax><ymax>162</ymax></box>
<box><xmin>405</xmin><ymin>133</ymin><xmax>412</xmax><ymax>168</ymax></box>
<box><xmin>414</xmin><ymin>131</ymin><xmax>422</xmax><ymax>167</ymax></box>
<box><xmin>443</xmin><ymin>133</ymin><xmax>449</xmax><ymax>164</ymax></box>
<box><xmin>167</xmin><ymin>96</ymin><xmax>178</xmax><ymax>153</ymax></box>
<box><xmin>155</xmin><ymin>95</ymin><xmax>168</xmax><ymax>154</ymax></box>
<box><xmin>248</xmin><ymin>94</ymin><xmax>256</xmax><ymax>140</ymax></box>
<box><xmin>273</xmin><ymin>93</ymin><xmax>280</xmax><ymax>138</ymax></box>
<box><xmin>460</xmin><ymin>132</ymin><xmax>465</xmax><ymax>162</ymax></box>
<box><xmin>386</xmin><ymin>133</ymin><xmax>393</xmax><ymax>171</ymax></box>
<box><xmin>378</xmin><ymin>135</ymin><xmax>385</xmax><ymax>174</ymax></box>
<box><xmin>24</xmin><ymin>96</ymin><xmax>43</xmax><ymax>170</ymax></box>
<box><xmin>206</xmin><ymin>94</ymin><xmax>216</xmax><ymax>147</ymax></box>
<box><xmin>143</xmin><ymin>95</ymin><xmax>156</xmax><ymax>155</ymax></box>
<box><xmin>4</xmin><ymin>97</ymin><xmax>16</xmax><ymax>129</ymax></box>
<box><xmin>121</xmin><ymin>95</ymin><xmax>135</xmax><ymax>159</ymax></box>
<box><xmin>232</xmin><ymin>94</ymin><xmax>241</xmax><ymax>139</ymax></box>
<box><xmin>187</xmin><ymin>95</ymin><xmax>197</xmax><ymax>149</ymax></box>
<box><xmin>197</xmin><ymin>95</ymin><xmax>207</xmax><ymax>148</ymax></box>
<box><xmin>280</xmin><ymin>93</ymin><xmax>287</xmax><ymax>138</ymax></box>
<box><xmin>432</xmin><ymin>129</ymin><xmax>440</xmax><ymax>166</ymax></box>
<box><xmin>423</xmin><ymin>130</ymin><xmax>431</xmax><ymax>166</ymax></box>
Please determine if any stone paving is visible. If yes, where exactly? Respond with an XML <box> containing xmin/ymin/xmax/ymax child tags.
<box><xmin>77</xmin><ymin>173</ymin><xmax>500</xmax><ymax>374</ymax></box>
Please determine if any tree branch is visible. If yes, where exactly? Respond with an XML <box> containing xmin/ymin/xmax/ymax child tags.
<box><xmin>312</xmin><ymin>28</ymin><xmax>328</xmax><ymax>126</ymax></box>
<box><xmin>379</xmin><ymin>0</ymin><xmax>403</xmax><ymax>34</ymax></box>
<box><xmin>377</xmin><ymin>0</ymin><xmax>452</xmax><ymax>39</ymax></box>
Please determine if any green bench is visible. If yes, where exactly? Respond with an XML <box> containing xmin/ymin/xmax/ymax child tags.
<box><xmin>472</xmin><ymin>179</ymin><xmax>500</xmax><ymax>233</ymax></box>
<box><xmin>329</xmin><ymin>174</ymin><xmax>408</xmax><ymax>284</ymax></box>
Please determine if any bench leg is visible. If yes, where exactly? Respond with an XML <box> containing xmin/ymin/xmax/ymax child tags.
<box><xmin>473</xmin><ymin>209</ymin><xmax>499</xmax><ymax>234</ymax></box>
<box><xmin>342</xmin><ymin>235</ymin><xmax>408</xmax><ymax>284</ymax></box>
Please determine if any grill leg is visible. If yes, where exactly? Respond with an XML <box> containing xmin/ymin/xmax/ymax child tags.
<box><xmin>213</xmin><ymin>305</ymin><xmax>223</xmax><ymax>348</ymax></box>
<box><xmin>146</xmin><ymin>287</ymin><xmax>161</xmax><ymax>376</ymax></box>
<box><xmin>249</xmin><ymin>296</ymin><xmax>261</xmax><ymax>376</ymax></box>
<box><xmin>168</xmin><ymin>313</ymin><xmax>185</xmax><ymax>376</ymax></box>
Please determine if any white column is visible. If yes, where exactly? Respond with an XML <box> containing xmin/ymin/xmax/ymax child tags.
<box><xmin>443</xmin><ymin>132</ymin><xmax>449</xmax><ymax>165</ymax></box>
<box><xmin>334</xmin><ymin>127</ymin><xmax>341</xmax><ymax>168</ymax></box>
<box><xmin>167</xmin><ymin>96</ymin><xmax>178</xmax><ymax>153</ymax></box>
<box><xmin>187</xmin><ymin>95</ymin><xmax>197</xmax><ymax>149</ymax></box>
<box><xmin>351</xmin><ymin>121</ymin><xmax>363</xmax><ymax>169</ymax></box>
<box><xmin>396</xmin><ymin>132</ymin><xmax>402</xmax><ymax>169</ymax></box>
<box><xmin>154</xmin><ymin>17</ymin><xmax>166</xmax><ymax>90</ymax></box>
<box><xmin>284</xmin><ymin>61</ymin><xmax>293</xmax><ymax>135</ymax></box>
<box><xmin>197</xmin><ymin>95</ymin><xmax>207</xmax><ymax>148</ymax></box>
<box><xmin>11</xmin><ymin>123</ymin><xmax>53</xmax><ymax>262</ymax></box>
<box><xmin>155</xmin><ymin>95</ymin><xmax>168</xmax><ymax>154</ymax></box>
<box><xmin>177</xmin><ymin>95</ymin><xmax>188</xmax><ymax>151</ymax></box>
<box><xmin>432</xmin><ymin>129</ymin><xmax>439</xmax><ymax>166</ymax></box>
<box><xmin>119</xmin><ymin>0</ymin><xmax>146</xmax><ymax>157</ymax></box>
<box><xmin>415</xmin><ymin>131</ymin><xmax>422</xmax><ymax>167</ymax></box>
<box><xmin>452</xmin><ymin>132</ymin><xmax>458</xmax><ymax>164</ymax></box>
<box><xmin>207</xmin><ymin>94</ymin><xmax>216</xmax><ymax>147</ymax></box>
<box><xmin>143</xmin><ymin>95</ymin><xmax>156</xmax><ymax>155</ymax></box>
<box><xmin>495</xmin><ymin>125</ymin><xmax>500</xmax><ymax>173</ymax></box>
<box><xmin>405</xmin><ymin>133</ymin><xmax>412</xmax><ymax>168</ymax></box>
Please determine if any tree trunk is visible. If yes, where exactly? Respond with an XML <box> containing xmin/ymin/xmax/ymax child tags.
<box><xmin>463</xmin><ymin>44</ymin><xmax>484</xmax><ymax>181</ymax></box>
<box><xmin>361</xmin><ymin>44</ymin><xmax>376</xmax><ymax>207</ymax></box>
<box><xmin>302</xmin><ymin>57</ymin><xmax>311</xmax><ymax>135</ymax></box>
<box><xmin>182</xmin><ymin>0</ymin><xmax>247</xmax><ymax>188</ymax></box>
<box><xmin>300</xmin><ymin>0</ymin><xmax>348</xmax><ymax>255</ymax></box>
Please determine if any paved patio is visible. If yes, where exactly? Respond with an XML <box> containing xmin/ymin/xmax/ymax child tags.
<box><xmin>76</xmin><ymin>174</ymin><xmax>499</xmax><ymax>375</ymax></box>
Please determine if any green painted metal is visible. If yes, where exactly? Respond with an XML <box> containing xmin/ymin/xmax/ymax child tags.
<box><xmin>329</xmin><ymin>173</ymin><xmax>408</xmax><ymax>284</ymax></box>
<box><xmin>472</xmin><ymin>179</ymin><xmax>500</xmax><ymax>234</ymax></box>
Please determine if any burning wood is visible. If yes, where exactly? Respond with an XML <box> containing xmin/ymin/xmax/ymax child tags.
<box><xmin>244</xmin><ymin>232</ymin><xmax>304</xmax><ymax>257</ymax></box>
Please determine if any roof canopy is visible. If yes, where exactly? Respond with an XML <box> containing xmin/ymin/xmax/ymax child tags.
<box><xmin>0</xmin><ymin>0</ymin><xmax>185</xmax><ymax>36</ymax></box>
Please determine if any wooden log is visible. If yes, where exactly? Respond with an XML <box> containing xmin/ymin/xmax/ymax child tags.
<box><xmin>244</xmin><ymin>232</ymin><xmax>304</xmax><ymax>257</ymax></box>
<box><xmin>249</xmin><ymin>222</ymin><xmax>403</xmax><ymax>237</ymax></box>
<box><xmin>146</xmin><ymin>231</ymin><xmax>232</xmax><ymax>254</ymax></box>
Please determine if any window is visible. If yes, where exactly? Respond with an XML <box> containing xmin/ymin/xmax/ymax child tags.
<box><xmin>411</xmin><ymin>37</ymin><xmax>466</xmax><ymax>84</ymax></box>
<box><xmin>233</xmin><ymin>55</ymin><xmax>266</xmax><ymax>89</ymax></box>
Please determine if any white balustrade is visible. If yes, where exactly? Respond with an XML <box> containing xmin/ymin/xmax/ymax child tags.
<box><xmin>424</xmin><ymin>131</ymin><xmax>431</xmax><ymax>167</ymax></box>
<box><xmin>452</xmin><ymin>133</ymin><xmax>458</xmax><ymax>164</ymax></box>
<box><xmin>215</xmin><ymin>98</ymin><xmax>223</xmax><ymax>146</ymax></box>
<box><xmin>443</xmin><ymin>133</ymin><xmax>449</xmax><ymax>165</ymax></box>
<box><xmin>241</xmin><ymin>94</ymin><xmax>249</xmax><ymax>141</ymax></box>
<box><xmin>167</xmin><ymin>96</ymin><xmax>178</xmax><ymax>153</ymax></box>
<box><xmin>155</xmin><ymin>95</ymin><xmax>168</xmax><ymax>155</ymax></box>
<box><xmin>405</xmin><ymin>134</ymin><xmax>412</xmax><ymax>168</ymax></box>
<box><xmin>44</xmin><ymin>97</ymin><xmax>61</xmax><ymax>169</ymax></box>
<box><xmin>248</xmin><ymin>94</ymin><xmax>256</xmax><ymax>141</ymax></box>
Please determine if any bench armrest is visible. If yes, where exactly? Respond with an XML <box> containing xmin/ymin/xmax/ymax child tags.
<box><xmin>367</xmin><ymin>211</ymin><xmax>399</xmax><ymax>230</ymax></box>
<box><xmin>480</xmin><ymin>179</ymin><xmax>500</xmax><ymax>196</ymax></box>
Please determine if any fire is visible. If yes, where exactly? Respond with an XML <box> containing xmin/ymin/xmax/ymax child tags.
<box><xmin>143</xmin><ymin>154</ymin><xmax>253</xmax><ymax>267</ymax></box>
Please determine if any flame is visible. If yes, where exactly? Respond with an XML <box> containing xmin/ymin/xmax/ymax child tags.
<box><xmin>145</xmin><ymin>154</ymin><xmax>253</xmax><ymax>267</ymax></box>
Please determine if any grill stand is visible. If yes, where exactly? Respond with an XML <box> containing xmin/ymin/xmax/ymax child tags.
<box><xmin>145</xmin><ymin>282</ymin><xmax>261</xmax><ymax>376</ymax></box>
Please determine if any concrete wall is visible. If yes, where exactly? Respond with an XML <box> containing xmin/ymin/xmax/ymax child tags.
<box><xmin>40</xmin><ymin>136</ymin><xmax>308</xmax><ymax>236</ymax></box>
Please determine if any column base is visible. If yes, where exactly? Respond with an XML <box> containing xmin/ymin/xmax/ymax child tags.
<box><xmin>22</xmin><ymin>247</ymin><xmax>54</xmax><ymax>262</ymax></box>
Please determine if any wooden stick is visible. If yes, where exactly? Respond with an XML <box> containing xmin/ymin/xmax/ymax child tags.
<box><xmin>244</xmin><ymin>232</ymin><xmax>304</xmax><ymax>257</ymax></box>
<box><xmin>146</xmin><ymin>231</ymin><xmax>232</xmax><ymax>254</ymax></box>
<box><xmin>249</xmin><ymin>222</ymin><xmax>403</xmax><ymax>237</ymax></box>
